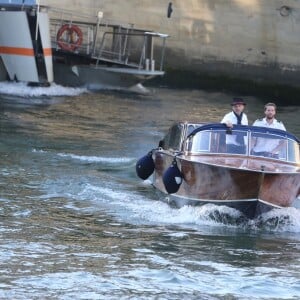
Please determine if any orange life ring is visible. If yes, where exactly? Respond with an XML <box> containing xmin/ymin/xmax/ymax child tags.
<box><xmin>56</xmin><ymin>24</ymin><xmax>83</xmax><ymax>52</ymax></box>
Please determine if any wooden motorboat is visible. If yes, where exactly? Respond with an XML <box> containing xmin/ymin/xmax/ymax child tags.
<box><xmin>136</xmin><ymin>122</ymin><xmax>300</xmax><ymax>219</ymax></box>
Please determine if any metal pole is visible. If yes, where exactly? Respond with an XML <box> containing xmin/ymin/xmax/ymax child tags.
<box><xmin>35</xmin><ymin>0</ymin><xmax>40</xmax><ymax>41</ymax></box>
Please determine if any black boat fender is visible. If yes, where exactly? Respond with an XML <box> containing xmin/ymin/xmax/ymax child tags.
<box><xmin>136</xmin><ymin>151</ymin><xmax>155</xmax><ymax>180</ymax></box>
<box><xmin>162</xmin><ymin>158</ymin><xmax>183</xmax><ymax>194</ymax></box>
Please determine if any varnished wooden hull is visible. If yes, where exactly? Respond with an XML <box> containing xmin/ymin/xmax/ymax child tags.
<box><xmin>153</xmin><ymin>152</ymin><xmax>300</xmax><ymax>219</ymax></box>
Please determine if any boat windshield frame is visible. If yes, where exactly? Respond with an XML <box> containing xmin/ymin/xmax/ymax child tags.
<box><xmin>184</xmin><ymin>123</ymin><xmax>300</xmax><ymax>163</ymax></box>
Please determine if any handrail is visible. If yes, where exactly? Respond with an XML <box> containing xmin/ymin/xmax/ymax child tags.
<box><xmin>51</xmin><ymin>17</ymin><xmax>168</xmax><ymax>71</ymax></box>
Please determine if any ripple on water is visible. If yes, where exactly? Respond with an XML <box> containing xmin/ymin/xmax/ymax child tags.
<box><xmin>1</xmin><ymin>87</ymin><xmax>300</xmax><ymax>299</ymax></box>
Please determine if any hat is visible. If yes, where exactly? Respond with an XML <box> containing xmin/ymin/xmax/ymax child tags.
<box><xmin>231</xmin><ymin>97</ymin><xmax>246</xmax><ymax>106</ymax></box>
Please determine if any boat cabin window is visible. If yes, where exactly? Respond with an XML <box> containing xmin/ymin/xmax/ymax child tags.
<box><xmin>187</xmin><ymin>124</ymin><xmax>202</xmax><ymax>136</ymax></box>
<box><xmin>250</xmin><ymin>131</ymin><xmax>299</xmax><ymax>163</ymax></box>
<box><xmin>187</xmin><ymin>130</ymin><xmax>227</xmax><ymax>154</ymax></box>
<box><xmin>160</xmin><ymin>123</ymin><xmax>184</xmax><ymax>150</ymax></box>
<box><xmin>287</xmin><ymin>139</ymin><xmax>300</xmax><ymax>162</ymax></box>
<box><xmin>186</xmin><ymin>127</ymin><xmax>300</xmax><ymax>163</ymax></box>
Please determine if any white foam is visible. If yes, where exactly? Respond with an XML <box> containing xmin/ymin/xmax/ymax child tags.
<box><xmin>57</xmin><ymin>152</ymin><xmax>134</xmax><ymax>164</ymax></box>
<box><xmin>78</xmin><ymin>182</ymin><xmax>243</xmax><ymax>228</ymax></box>
<box><xmin>254</xmin><ymin>207</ymin><xmax>300</xmax><ymax>232</ymax></box>
<box><xmin>0</xmin><ymin>81</ymin><xmax>87</xmax><ymax>97</ymax></box>
<box><xmin>33</xmin><ymin>149</ymin><xmax>135</xmax><ymax>165</ymax></box>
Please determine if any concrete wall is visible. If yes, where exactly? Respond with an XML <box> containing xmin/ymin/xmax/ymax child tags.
<box><xmin>41</xmin><ymin>0</ymin><xmax>300</xmax><ymax>88</ymax></box>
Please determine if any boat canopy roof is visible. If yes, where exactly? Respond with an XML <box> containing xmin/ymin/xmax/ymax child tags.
<box><xmin>187</xmin><ymin>123</ymin><xmax>300</xmax><ymax>143</ymax></box>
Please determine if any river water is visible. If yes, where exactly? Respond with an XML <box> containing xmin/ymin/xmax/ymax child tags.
<box><xmin>0</xmin><ymin>82</ymin><xmax>300</xmax><ymax>300</ymax></box>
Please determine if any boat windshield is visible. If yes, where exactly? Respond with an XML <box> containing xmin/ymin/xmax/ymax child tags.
<box><xmin>160</xmin><ymin>123</ymin><xmax>184</xmax><ymax>150</ymax></box>
<box><xmin>186</xmin><ymin>128</ymin><xmax>300</xmax><ymax>163</ymax></box>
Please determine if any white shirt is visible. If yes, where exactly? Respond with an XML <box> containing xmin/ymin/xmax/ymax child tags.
<box><xmin>221</xmin><ymin>111</ymin><xmax>248</xmax><ymax>125</ymax></box>
<box><xmin>252</xmin><ymin>118</ymin><xmax>286</xmax><ymax>153</ymax></box>
<box><xmin>252</xmin><ymin>117</ymin><xmax>286</xmax><ymax>131</ymax></box>
<box><xmin>221</xmin><ymin>111</ymin><xmax>248</xmax><ymax>145</ymax></box>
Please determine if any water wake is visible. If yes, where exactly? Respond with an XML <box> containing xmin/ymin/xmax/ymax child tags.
<box><xmin>252</xmin><ymin>207</ymin><xmax>300</xmax><ymax>232</ymax></box>
<box><xmin>33</xmin><ymin>149</ymin><xmax>135</xmax><ymax>169</ymax></box>
<box><xmin>57</xmin><ymin>152</ymin><xmax>135</xmax><ymax>166</ymax></box>
<box><xmin>0</xmin><ymin>81</ymin><xmax>87</xmax><ymax>97</ymax></box>
<box><xmin>74</xmin><ymin>180</ymin><xmax>300</xmax><ymax>233</ymax></box>
<box><xmin>32</xmin><ymin>150</ymin><xmax>300</xmax><ymax>233</ymax></box>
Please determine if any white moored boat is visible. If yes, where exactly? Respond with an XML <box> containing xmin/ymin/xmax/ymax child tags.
<box><xmin>0</xmin><ymin>0</ymin><xmax>168</xmax><ymax>90</ymax></box>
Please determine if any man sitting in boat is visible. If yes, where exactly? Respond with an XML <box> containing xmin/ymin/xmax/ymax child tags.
<box><xmin>251</xmin><ymin>102</ymin><xmax>286</xmax><ymax>158</ymax></box>
<box><xmin>221</xmin><ymin>98</ymin><xmax>248</xmax><ymax>154</ymax></box>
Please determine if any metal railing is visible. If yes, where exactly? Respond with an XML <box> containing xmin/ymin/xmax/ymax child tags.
<box><xmin>49</xmin><ymin>8</ymin><xmax>168</xmax><ymax>71</ymax></box>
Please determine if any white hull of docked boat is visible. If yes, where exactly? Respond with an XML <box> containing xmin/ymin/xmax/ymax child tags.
<box><xmin>0</xmin><ymin>1</ymin><xmax>53</xmax><ymax>86</ymax></box>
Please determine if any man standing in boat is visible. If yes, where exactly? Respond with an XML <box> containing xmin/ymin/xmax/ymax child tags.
<box><xmin>252</xmin><ymin>102</ymin><xmax>286</xmax><ymax>131</ymax></box>
<box><xmin>251</xmin><ymin>102</ymin><xmax>286</xmax><ymax>158</ymax></box>
<box><xmin>221</xmin><ymin>97</ymin><xmax>248</xmax><ymax>154</ymax></box>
